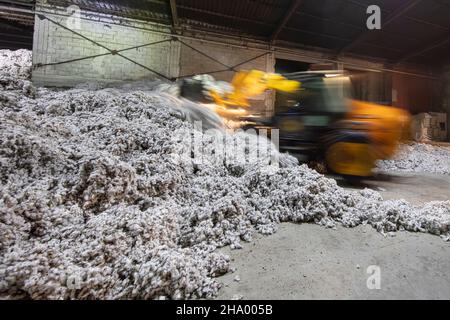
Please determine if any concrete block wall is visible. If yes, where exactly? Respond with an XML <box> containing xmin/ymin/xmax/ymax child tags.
<box><xmin>179</xmin><ymin>40</ymin><xmax>270</xmax><ymax>81</ymax></box>
<box><xmin>32</xmin><ymin>4</ymin><xmax>179</xmax><ymax>86</ymax></box>
<box><xmin>32</xmin><ymin>6</ymin><xmax>275</xmax><ymax>86</ymax></box>
<box><xmin>179</xmin><ymin>40</ymin><xmax>275</xmax><ymax>115</ymax></box>
<box><xmin>32</xmin><ymin>4</ymin><xmax>276</xmax><ymax>113</ymax></box>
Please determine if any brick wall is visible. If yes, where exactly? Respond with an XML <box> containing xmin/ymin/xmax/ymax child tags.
<box><xmin>32</xmin><ymin>4</ymin><xmax>179</xmax><ymax>86</ymax></box>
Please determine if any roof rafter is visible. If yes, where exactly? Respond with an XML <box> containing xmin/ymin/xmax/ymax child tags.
<box><xmin>395</xmin><ymin>32</ymin><xmax>450</xmax><ymax>64</ymax></box>
<box><xmin>176</xmin><ymin>4</ymin><xmax>272</xmax><ymax>27</ymax></box>
<box><xmin>169</xmin><ymin>0</ymin><xmax>179</xmax><ymax>27</ymax></box>
<box><xmin>270</xmin><ymin>0</ymin><xmax>303</xmax><ymax>42</ymax></box>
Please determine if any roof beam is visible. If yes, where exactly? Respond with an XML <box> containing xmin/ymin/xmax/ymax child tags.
<box><xmin>395</xmin><ymin>33</ymin><xmax>450</xmax><ymax>64</ymax></box>
<box><xmin>169</xmin><ymin>0</ymin><xmax>179</xmax><ymax>27</ymax></box>
<box><xmin>0</xmin><ymin>31</ymin><xmax>32</xmax><ymax>39</ymax></box>
<box><xmin>0</xmin><ymin>15</ymin><xmax>33</xmax><ymax>29</ymax></box>
<box><xmin>0</xmin><ymin>0</ymin><xmax>34</xmax><ymax>7</ymax></box>
<box><xmin>270</xmin><ymin>0</ymin><xmax>303</xmax><ymax>42</ymax></box>
<box><xmin>177</xmin><ymin>5</ymin><xmax>273</xmax><ymax>27</ymax></box>
<box><xmin>337</xmin><ymin>0</ymin><xmax>423</xmax><ymax>54</ymax></box>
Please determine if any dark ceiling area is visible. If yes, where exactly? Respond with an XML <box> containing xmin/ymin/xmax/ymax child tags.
<box><xmin>1</xmin><ymin>0</ymin><xmax>449</xmax><ymax>67</ymax></box>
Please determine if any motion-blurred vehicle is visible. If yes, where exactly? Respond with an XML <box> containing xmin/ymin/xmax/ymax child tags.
<box><xmin>179</xmin><ymin>70</ymin><xmax>411</xmax><ymax>178</ymax></box>
<box><xmin>179</xmin><ymin>70</ymin><xmax>300</xmax><ymax>119</ymax></box>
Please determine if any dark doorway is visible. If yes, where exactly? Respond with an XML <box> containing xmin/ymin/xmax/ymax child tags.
<box><xmin>275</xmin><ymin>59</ymin><xmax>310</xmax><ymax>74</ymax></box>
<box><xmin>0</xmin><ymin>2</ymin><xmax>34</xmax><ymax>50</ymax></box>
<box><xmin>274</xmin><ymin>59</ymin><xmax>310</xmax><ymax>114</ymax></box>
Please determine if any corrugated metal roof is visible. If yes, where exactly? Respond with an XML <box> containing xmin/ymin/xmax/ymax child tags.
<box><xmin>173</xmin><ymin>0</ymin><xmax>450</xmax><ymax>66</ymax></box>
<box><xmin>2</xmin><ymin>0</ymin><xmax>449</xmax><ymax>66</ymax></box>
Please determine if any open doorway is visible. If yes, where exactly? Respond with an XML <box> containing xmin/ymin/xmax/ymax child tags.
<box><xmin>275</xmin><ymin>59</ymin><xmax>310</xmax><ymax>74</ymax></box>
<box><xmin>274</xmin><ymin>59</ymin><xmax>310</xmax><ymax>114</ymax></box>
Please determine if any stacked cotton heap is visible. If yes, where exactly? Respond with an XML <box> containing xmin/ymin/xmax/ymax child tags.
<box><xmin>377</xmin><ymin>143</ymin><xmax>450</xmax><ymax>175</ymax></box>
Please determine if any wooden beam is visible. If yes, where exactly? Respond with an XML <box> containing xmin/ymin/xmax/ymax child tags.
<box><xmin>396</xmin><ymin>33</ymin><xmax>450</xmax><ymax>64</ymax></box>
<box><xmin>338</xmin><ymin>0</ymin><xmax>423</xmax><ymax>54</ymax></box>
<box><xmin>169</xmin><ymin>0</ymin><xmax>179</xmax><ymax>27</ymax></box>
<box><xmin>270</xmin><ymin>0</ymin><xmax>303</xmax><ymax>42</ymax></box>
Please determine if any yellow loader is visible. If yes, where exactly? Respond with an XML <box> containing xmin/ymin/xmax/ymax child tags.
<box><xmin>179</xmin><ymin>70</ymin><xmax>410</xmax><ymax>178</ymax></box>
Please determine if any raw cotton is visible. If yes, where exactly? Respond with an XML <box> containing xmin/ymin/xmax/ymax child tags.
<box><xmin>0</xmin><ymin>50</ymin><xmax>449</xmax><ymax>300</ymax></box>
<box><xmin>0</xmin><ymin>49</ymin><xmax>35</xmax><ymax>96</ymax></box>
<box><xmin>377</xmin><ymin>143</ymin><xmax>450</xmax><ymax>175</ymax></box>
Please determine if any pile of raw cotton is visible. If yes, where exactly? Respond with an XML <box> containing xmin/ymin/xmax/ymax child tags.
<box><xmin>0</xmin><ymin>49</ymin><xmax>34</xmax><ymax>94</ymax></box>
<box><xmin>377</xmin><ymin>143</ymin><xmax>450</xmax><ymax>175</ymax></box>
<box><xmin>1</xmin><ymin>50</ymin><xmax>449</xmax><ymax>300</ymax></box>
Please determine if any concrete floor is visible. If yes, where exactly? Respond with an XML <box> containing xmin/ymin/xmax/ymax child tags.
<box><xmin>338</xmin><ymin>171</ymin><xmax>450</xmax><ymax>205</ymax></box>
<box><xmin>216</xmin><ymin>172</ymin><xmax>450</xmax><ymax>300</ymax></box>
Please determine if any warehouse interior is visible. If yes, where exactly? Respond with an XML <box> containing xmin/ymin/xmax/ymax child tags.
<box><xmin>2</xmin><ymin>0</ymin><xmax>450</xmax><ymax>139</ymax></box>
<box><xmin>0</xmin><ymin>0</ymin><xmax>450</xmax><ymax>300</ymax></box>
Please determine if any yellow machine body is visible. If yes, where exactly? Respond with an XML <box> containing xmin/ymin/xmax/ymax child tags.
<box><xmin>326</xmin><ymin>141</ymin><xmax>376</xmax><ymax>177</ymax></box>
<box><xmin>324</xmin><ymin>99</ymin><xmax>411</xmax><ymax>177</ymax></box>
<box><xmin>209</xmin><ymin>70</ymin><xmax>300</xmax><ymax>107</ymax></box>
<box><xmin>347</xmin><ymin>100</ymin><xmax>411</xmax><ymax>160</ymax></box>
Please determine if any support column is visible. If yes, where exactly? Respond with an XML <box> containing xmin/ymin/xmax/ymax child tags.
<box><xmin>265</xmin><ymin>52</ymin><xmax>276</xmax><ymax>116</ymax></box>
